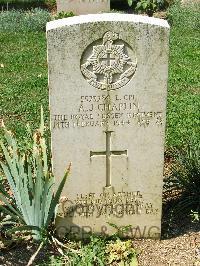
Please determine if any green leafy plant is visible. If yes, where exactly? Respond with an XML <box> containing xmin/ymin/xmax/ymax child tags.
<box><xmin>0</xmin><ymin>108</ymin><xmax>70</xmax><ymax>240</ymax></box>
<box><xmin>127</xmin><ymin>0</ymin><xmax>134</xmax><ymax>6</ymax></box>
<box><xmin>45</xmin><ymin>0</ymin><xmax>56</xmax><ymax>10</ymax></box>
<box><xmin>190</xmin><ymin>210</ymin><xmax>199</xmax><ymax>223</ymax></box>
<box><xmin>54</xmin><ymin>11</ymin><xmax>75</xmax><ymax>20</ymax></box>
<box><xmin>127</xmin><ymin>0</ymin><xmax>168</xmax><ymax>15</ymax></box>
<box><xmin>42</xmin><ymin>235</ymin><xmax>138</xmax><ymax>266</ymax></box>
<box><xmin>45</xmin><ymin>236</ymin><xmax>106</xmax><ymax>266</ymax></box>
<box><xmin>164</xmin><ymin>140</ymin><xmax>200</xmax><ymax>219</ymax></box>
<box><xmin>79</xmin><ymin>236</ymin><xmax>106</xmax><ymax>265</ymax></box>
<box><xmin>107</xmin><ymin>222</ymin><xmax>133</xmax><ymax>240</ymax></box>
<box><xmin>106</xmin><ymin>239</ymin><xmax>138</xmax><ymax>266</ymax></box>
<box><xmin>136</xmin><ymin>0</ymin><xmax>158</xmax><ymax>14</ymax></box>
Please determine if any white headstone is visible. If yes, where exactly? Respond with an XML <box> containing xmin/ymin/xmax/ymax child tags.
<box><xmin>47</xmin><ymin>14</ymin><xmax>170</xmax><ymax>239</ymax></box>
<box><xmin>57</xmin><ymin>0</ymin><xmax>110</xmax><ymax>15</ymax></box>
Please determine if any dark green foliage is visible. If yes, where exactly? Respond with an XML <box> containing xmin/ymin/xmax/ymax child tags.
<box><xmin>45</xmin><ymin>0</ymin><xmax>56</xmax><ymax>9</ymax></box>
<box><xmin>164</xmin><ymin>140</ymin><xmax>200</xmax><ymax>217</ymax></box>
<box><xmin>0</xmin><ymin>0</ymin><xmax>56</xmax><ymax>11</ymax></box>
<box><xmin>127</xmin><ymin>0</ymin><xmax>169</xmax><ymax>14</ymax></box>
<box><xmin>41</xmin><ymin>236</ymin><xmax>138</xmax><ymax>266</ymax></box>
<box><xmin>46</xmin><ymin>236</ymin><xmax>107</xmax><ymax>266</ymax></box>
<box><xmin>54</xmin><ymin>11</ymin><xmax>75</xmax><ymax>20</ymax></box>
<box><xmin>77</xmin><ymin>236</ymin><xmax>106</xmax><ymax>266</ymax></box>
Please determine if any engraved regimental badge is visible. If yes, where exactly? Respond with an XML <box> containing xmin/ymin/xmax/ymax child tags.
<box><xmin>81</xmin><ymin>31</ymin><xmax>137</xmax><ymax>91</ymax></box>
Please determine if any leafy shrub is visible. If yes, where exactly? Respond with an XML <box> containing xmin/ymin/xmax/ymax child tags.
<box><xmin>45</xmin><ymin>0</ymin><xmax>56</xmax><ymax>10</ymax></box>
<box><xmin>106</xmin><ymin>239</ymin><xmax>137</xmax><ymax>265</ymax></box>
<box><xmin>54</xmin><ymin>11</ymin><xmax>75</xmax><ymax>20</ymax></box>
<box><xmin>0</xmin><ymin>108</ymin><xmax>70</xmax><ymax>240</ymax></box>
<box><xmin>135</xmin><ymin>0</ymin><xmax>159</xmax><ymax>15</ymax></box>
<box><xmin>46</xmin><ymin>236</ymin><xmax>106</xmax><ymax>266</ymax></box>
<box><xmin>164</xmin><ymin>140</ymin><xmax>200</xmax><ymax>219</ymax></box>
<box><xmin>45</xmin><ymin>236</ymin><xmax>138</xmax><ymax>266</ymax></box>
<box><xmin>127</xmin><ymin>0</ymin><xmax>170</xmax><ymax>15</ymax></box>
<box><xmin>0</xmin><ymin>8</ymin><xmax>52</xmax><ymax>32</ymax></box>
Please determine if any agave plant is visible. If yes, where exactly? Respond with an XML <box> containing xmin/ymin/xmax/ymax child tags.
<box><xmin>0</xmin><ymin>108</ymin><xmax>70</xmax><ymax>240</ymax></box>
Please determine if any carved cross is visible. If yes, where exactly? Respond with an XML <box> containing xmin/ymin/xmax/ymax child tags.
<box><xmin>90</xmin><ymin>131</ymin><xmax>127</xmax><ymax>187</ymax></box>
<box><xmin>100</xmin><ymin>51</ymin><xmax>115</xmax><ymax>67</ymax></box>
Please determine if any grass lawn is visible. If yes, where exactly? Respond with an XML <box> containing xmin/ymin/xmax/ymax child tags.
<box><xmin>166</xmin><ymin>4</ymin><xmax>200</xmax><ymax>147</ymax></box>
<box><xmin>0</xmin><ymin>3</ymin><xmax>199</xmax><ymax>149</ymax></box>
<box><xmin>0</xmin><ymin>32</ymin><xmax>48</xmax><ymax>146</ymax></box>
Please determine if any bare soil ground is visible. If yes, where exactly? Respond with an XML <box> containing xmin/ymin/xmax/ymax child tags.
<box><xmin>135</xmin><ymin>226</ymin><xmax>200</xmax><ymax>266</ymax></box>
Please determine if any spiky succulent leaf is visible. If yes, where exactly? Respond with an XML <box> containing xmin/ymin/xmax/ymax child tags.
<box><xmin>0</xmin><ymin>108</ymin><xmax>70</xmax><ymax>240</ymax></box>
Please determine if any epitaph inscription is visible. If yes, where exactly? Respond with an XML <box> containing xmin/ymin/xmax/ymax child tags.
<box><xmin>59</xmin><ymin>191</ymin><xmax>159</xmax><ymax>219</ymax></box>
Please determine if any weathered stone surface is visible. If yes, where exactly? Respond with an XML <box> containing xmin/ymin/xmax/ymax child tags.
<box><xmin>57</xmin><ymin>0</ymin><xmax>110</xmax><ymax>15</ymax></box>
<box><xmin>47</xmin><ymin>14</ymin><xmax>170</xmax><ymax>239</ymax></box>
